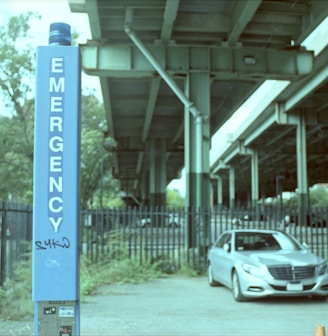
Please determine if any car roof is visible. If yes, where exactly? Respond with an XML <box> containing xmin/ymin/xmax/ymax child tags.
<box><xmin>222</xmin><ymin>229</ymin><xmax>283</xmax><ymax>234</ymax></box>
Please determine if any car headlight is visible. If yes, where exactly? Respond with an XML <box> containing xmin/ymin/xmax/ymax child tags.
<box><xmin>317</xmin><ymin>262</ymin><xmax>328</xmax><ymax>275</ymax></box>
<box><xmin>242</xmin><ymin>263</ymin><xmax>267</xmax><ymax>277</ymax></box>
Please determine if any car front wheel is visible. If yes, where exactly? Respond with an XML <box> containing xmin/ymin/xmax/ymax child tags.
<box><xmin>232</xmin><ymin>270</ymin><xmax>247</xmax><ymax>302</ymax></box>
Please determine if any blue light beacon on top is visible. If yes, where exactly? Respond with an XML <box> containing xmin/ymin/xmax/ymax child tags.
<box><xmin>49</xmin><ymin>22</ymin><xmax>72</xmax><ymax>46</ymax></box>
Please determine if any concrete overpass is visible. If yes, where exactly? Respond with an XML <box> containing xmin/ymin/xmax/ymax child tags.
<box><xmin>210</xmin><ymin>28</ymin><xmax>328</xmax><ymax>209</ymax></box>
<box><xmin>69</xmin><ymin>0</ymin><xmax>328</xmax><ymax>211</ymax></box>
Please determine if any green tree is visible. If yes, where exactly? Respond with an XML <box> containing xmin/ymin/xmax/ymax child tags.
<box><xmin>80</xmin><ymin>94</ymin><xmax>120</xmax><ymax>208</ymax></box>
<box><xmin>0</xmin><ymin>112</ymin><xmax>34</xmax><ymax>201</ymax></box>
<box><xmin>0</xmin><ymin>14</ymin><xmax>120</xmax><ymax>205</ymax></box>
<box><xmin>0</xmin><ymin>13</ymin><xmax>38</xmax><ymax>114</ymax></box>
<box><xmin>310</xmin><ymin>185</ymin><xmax>328</xmax><ymax>208</ymax></box>
<box><xmin>0</xmin><ymin>13</ymin><xmax>39</xmax><ymax>202</ymax></box>
<box><xmin>166</xmin><ymin>188</ymin><xmax>185</xmax><ymax>207</ymax></box>
<box><xmin>282</xmin><ymin>185</ymin><xmax>328</xmax><ymax>209</ymax></box>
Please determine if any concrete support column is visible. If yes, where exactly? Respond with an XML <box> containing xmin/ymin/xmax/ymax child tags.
<box><xmin>185</xmin><ymin>71</ymin><xmax>211</xmax><ymax>209</ymax></box>
<box><xmin>141</xmin><ymin>170</ymin><xmax>150</xmax><ymax>206</ymax></box>
<box><xmin>184</xmin><ymin>62</ymin><xmax>211</xmax><ymax>251</ymax></box>
<box><xmin>149</xmin><ymin>138</ymin><xmax>167</xmax><ymax>207</ymax></box>
<box><xmin>229</xmin><ymin>167</ymin><xmax>235</xmax><ymax>209</ymax></box>
<box><xmin>251</xmin><ymin>149</ymin><xmax>259</xmax><ymax>208</ymax></box>
<box><xmin>296</xmin><ymin>111</ymin><xmax>309</xmax><ymax>225</ymax></box>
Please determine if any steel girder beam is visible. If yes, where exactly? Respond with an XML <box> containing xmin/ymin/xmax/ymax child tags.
<box><xmin>227</xmin><ymin>0</ymin><xmax>261</xmax><ymax>44</ymax></box>
<box><xmin>80</xmin><ymin>44</ymin><xmax>314</xmax><ymax>81</ymax></box>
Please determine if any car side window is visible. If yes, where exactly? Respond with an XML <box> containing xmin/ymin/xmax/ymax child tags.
<box><xmin>215</xmin><ymin>233</ymin><xmax>232</xmax><ymax>248</ymax></box>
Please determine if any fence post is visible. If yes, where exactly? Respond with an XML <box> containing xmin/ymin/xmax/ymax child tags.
<box><xmin>26</xmin><ymin>204</ymin><xmax>33</xmax><ymax>242</ymax></box>
<box><xmin>0</xmin><ymin>201</ymin><xmax>7</xmax><ymax>286</ymax></box>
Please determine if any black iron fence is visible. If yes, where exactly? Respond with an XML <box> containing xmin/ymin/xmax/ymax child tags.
<box><xmin>82</xmin><ymin>206</ymin><xmax>328</xmax><ymax>272</ymax></box>
<box><xmin>1</xmin><ymin>202</ymin><xmax>328</xmax><ymax>284</ymax></box>
<box><xmin>0</xmin><ymin>201</ymin><xmax>32</xmax><ymax>285</ymax></box>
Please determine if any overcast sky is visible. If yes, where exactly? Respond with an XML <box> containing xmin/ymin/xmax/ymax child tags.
<box><xmin>0</xmin><ymin>0</ymin><xmax>91</xmax><ymax>44</ymax></box>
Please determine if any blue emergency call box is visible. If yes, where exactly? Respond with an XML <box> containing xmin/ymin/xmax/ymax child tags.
<box><xmin>33</xmin><ymin>24</ymin><xmax>81</xmax><ymax>335</ymax></box>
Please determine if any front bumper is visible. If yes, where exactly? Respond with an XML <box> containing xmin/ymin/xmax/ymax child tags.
<box><xmin>238</xmin><ymin>270</ymin><xmax>328</xmax><ymax>299</ymax></box>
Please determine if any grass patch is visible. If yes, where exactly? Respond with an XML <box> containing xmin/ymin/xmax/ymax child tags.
<box><xmin>80</xmin><ymin>255</ymin><xmax>162</xmax><ymax>300</ymax></box>
<box><xmin>80</xmin><ymin>230</ymin><xmax>163</xmax><ymax>298</ymax></box>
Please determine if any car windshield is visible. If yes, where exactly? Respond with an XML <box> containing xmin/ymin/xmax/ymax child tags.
<box><xmin>235</xmin><ymin>232</ymin><xmax>302</xmax><ymax>251</ymax></box>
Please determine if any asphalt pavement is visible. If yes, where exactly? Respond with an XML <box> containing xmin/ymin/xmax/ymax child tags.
<box><xmin>0</xmin><ymin>276</ymin><xmax>327</xmax><ymax>336</ymax></box>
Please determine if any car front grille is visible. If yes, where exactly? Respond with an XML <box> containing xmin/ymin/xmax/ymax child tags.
<box><xmin>268</xmin><ymin>264</ymin><xmax>315</xmax><ymax>280</ymax></box>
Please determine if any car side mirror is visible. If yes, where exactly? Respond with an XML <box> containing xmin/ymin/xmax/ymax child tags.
<box><xmin>302</xmin><ymin>242</ymin><xmax>310</xmax><ymax>249</ymax></box>
<box><xmin>223</xmin><ymin>243</ymin><xmax>231</xmax><ymax>253</ymax></box>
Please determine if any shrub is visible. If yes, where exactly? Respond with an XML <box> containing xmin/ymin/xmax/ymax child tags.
<box><xmin>0</xmin><ymin>253</ymin><xmax>33</xmax><ymax>320</ymax></box>
<box><xmin>1</xmin><ymin>238</ymin><xmax>163</xmax><ymax>320</ymax></box>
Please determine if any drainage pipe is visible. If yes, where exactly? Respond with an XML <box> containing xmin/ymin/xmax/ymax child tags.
<box><xmin>125</xmin><ymin>11</ymin><xmax>206</xmax><ymax>208</ymax></box>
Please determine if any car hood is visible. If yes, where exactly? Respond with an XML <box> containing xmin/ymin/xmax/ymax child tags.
<box><xmin>237</xmin><ymin>249</ymin><xmax>323</xmax><ymax>266</ymax></box>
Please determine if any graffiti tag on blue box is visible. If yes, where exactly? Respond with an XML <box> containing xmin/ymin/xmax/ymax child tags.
<box><xmin>35</xmin><ymin>236</ymin><xmax>70</xmax><ymax>250</ymax></box>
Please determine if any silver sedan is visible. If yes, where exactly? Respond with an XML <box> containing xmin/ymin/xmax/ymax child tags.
<box><xmin>207</xmin><ymin>229</ymin><xmax>328</xmax><ymax>302</ymax></box>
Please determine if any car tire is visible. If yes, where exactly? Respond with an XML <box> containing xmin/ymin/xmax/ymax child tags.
<box><xmin>208</xmin><ymin>264</ymin><xmax>220</xmax><ymax>287</ymax></box>
<box><xmin>232</xmin><ymin>270</ymin><xmax>247</xmax><ymax>302</ymax></box>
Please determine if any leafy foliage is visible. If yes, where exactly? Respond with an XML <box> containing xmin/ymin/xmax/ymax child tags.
<box><xmin>166</xmin><ymin>188</ymin><xmax>185</xmax><ymax>207</ymax></box>
<box><xmin>80</xmin><ymin>94</ymin><xmax>120</xmax><ymax>208</ymax></box>
<box><xmin>0</xmin><ymin>13</ymin><xmax>39</xmax><ymax>202</ymax></box>
<box><xmin>0</xmin><ymin>14</ymin><xmax>121</xmax><ymax>205</ymax></box>
<box><xmin>309</xmin><ymin>185</ymin><xmax>328</xmax><ymax>208</ymax></box>
<box><xmin>0</xmin><ymin>239</ymin><xmax>163</xmax><ymax>319</ymax></box>
<box><xmin>0</xmin><ymin>252</ymin><xmax>33</xmax><ymax>320</ymax></box>
<box><xmin>283</xmin><ymin>185</ymin><xmax>328</xmax><ymax>209</ymax></box>
<box><xmin>81</xmin><ymin>231</ymin><xmax>164</xmax><ymax>298</ymax></box>
<box><xmin>0</xmin><ymin>13</ymin><xmax>39</xmax><ymax>114</ymax></box>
